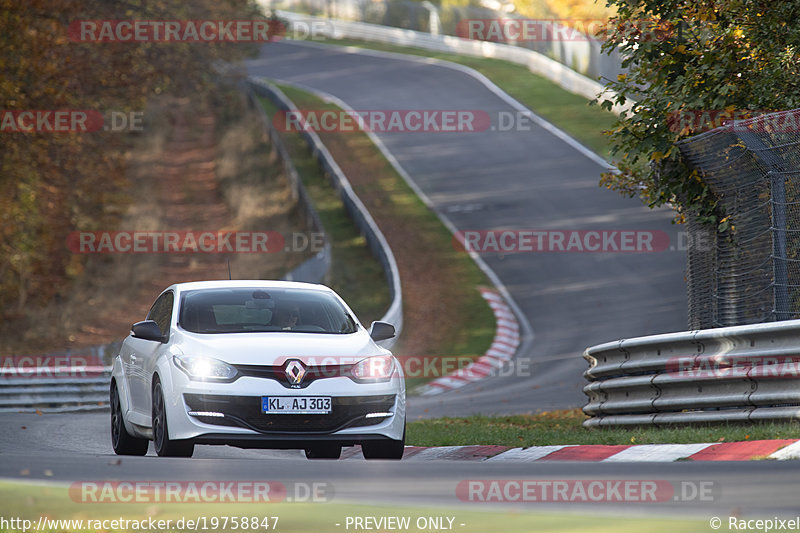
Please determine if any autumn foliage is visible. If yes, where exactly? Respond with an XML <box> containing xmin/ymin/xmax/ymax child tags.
<box><xmin>596</xmin><ymin>1</ymin><xmax>800</xmax><ymax>224</ymax></box>
<box><xmin>0</xmin><ymin>0</ymin><xmax>264</xmax><ymax>316</ymax></box>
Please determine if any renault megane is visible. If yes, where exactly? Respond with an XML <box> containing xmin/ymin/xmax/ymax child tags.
<box><xmin>110</xmin><ymin>280</ymin><xmax>405</xmax><ymax>459</ymax></box>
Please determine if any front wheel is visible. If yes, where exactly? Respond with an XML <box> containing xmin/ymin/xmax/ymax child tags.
<box><xmin>362</xmin><ymin>427</ymin><xmax>405</xmax><ymax>460</ymax></box>
<box><xmin>111</xmin><ymin>382</ymin><xmax>148</xmax><ymax>456</ymax></box>
<box><xmin>152</xmin><ymin>380</ymin><xmax>194</xmax><ymax>457</ymax></box>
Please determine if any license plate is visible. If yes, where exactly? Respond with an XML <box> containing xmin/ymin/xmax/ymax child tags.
<box><xmin>261</xmin><ymin>396</ymin><xmax>332</xmax><ymax>414</ymax></box>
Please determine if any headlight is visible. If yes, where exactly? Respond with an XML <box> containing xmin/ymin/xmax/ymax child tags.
<box><xmin>350</xmin><ymin>355</ymin><xmax>396</xmax><ymax>383</ymax></box>
<box><xmin>173</xmin><ymin>355</ymin><xmax>238</xmax><ymax>382</ymax></box>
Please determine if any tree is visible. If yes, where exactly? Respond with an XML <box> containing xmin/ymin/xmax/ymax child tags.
<box><xmin>0</xmin><ymin>0</ymin><xmax>266</xmax><ymax>314</ymax></box>
<box><xmin>597</xmin><ymin>0</ymin><xmax>800</xmax><ymax>224</ymax></box>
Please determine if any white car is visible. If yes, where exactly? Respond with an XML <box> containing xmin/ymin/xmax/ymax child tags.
<box><xmin>110</xmin><ymin>280</ymin><xmax>405</xmax><ymax>459</ymax></box>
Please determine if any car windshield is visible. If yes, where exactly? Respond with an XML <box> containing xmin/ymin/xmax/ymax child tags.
<box><xmin>178</xmin><ymin>288</ymin><xmax>358</xmax><ymax>334</ymax></box>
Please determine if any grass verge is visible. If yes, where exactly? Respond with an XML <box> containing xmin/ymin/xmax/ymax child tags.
<box><xmin>408</xmin><ymin>409</ymin><xmax>800</xmax><ymax>447</ymax></box>
<box><xmin>257</xmin><ymin>84</ymin><xmax>495</xmax><ymax>380</ymax></box>
<box><xmin>0</xmin><ymin>481</ymin><xmax>710</xmax><ymax>533</ymax></box>
<box><xmin>309</xmin><ymin>37</ymin><xmax>617</xmax><ymax>159</ymax></box>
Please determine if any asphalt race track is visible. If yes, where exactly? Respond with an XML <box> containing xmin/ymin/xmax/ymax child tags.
<box><xmin>244</xmin><ymin>41</ymin><xmax>688</xmax><ymax>417</ymax></box>
<box><xmin>2</xmin><ymin>411</ymin><xmax>800</xmax><ymax>516</ymax></box>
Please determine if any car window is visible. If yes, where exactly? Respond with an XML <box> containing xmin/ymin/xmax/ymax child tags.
<box><xmin>147</xmin><ymin>291</ymin><xmax>174</xmax><ymax>336</ymax></box>
<box><xmin>178</xmin><ymin>288</ymin><xmax>357</xmax><ymax>334</ymax></box>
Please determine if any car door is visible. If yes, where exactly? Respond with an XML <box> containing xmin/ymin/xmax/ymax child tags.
<box><xmin>127</xmin><ymin>291</ymin><xmax>173</xmax><ymax>419</ymax></box>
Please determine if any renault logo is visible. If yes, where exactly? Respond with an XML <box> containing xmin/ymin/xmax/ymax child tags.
<box><xmin>285</xmin><ymin>359</ymin><xmax>306</xmax><ymax>386</ymax></box>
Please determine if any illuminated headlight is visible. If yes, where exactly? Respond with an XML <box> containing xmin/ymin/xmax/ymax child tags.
<box><xmin>173</xmin><ymin>355</ymin><xmax>238</xmax><ymax>382</ymax></box>
<box><xmin>350</xmin><ymin>355</ymin><xmax>396</xmax><ymax>383</ymax></box>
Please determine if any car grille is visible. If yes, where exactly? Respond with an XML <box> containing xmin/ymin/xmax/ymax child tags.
<box><xmin>184</xmin><ymin>393</ymin><xmax>395</xmax><ymax>434</ymax></box>
<box><xmin>233</xmin><ymin>363</ymin><xmax>351</xmax><ymax>389</ymax></box>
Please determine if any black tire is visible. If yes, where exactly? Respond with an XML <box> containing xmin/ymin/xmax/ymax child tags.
<box><xmin>362</xmin><ymin>427</ymin><xmax>405</xmax><ymax>460</ymax></box>
<box><xmin>110</xmin><ymin>382</ymin><xmax>149</xmax><ymax>456</ymax></box>
<box><xmin>152</xmin><ymin>379</ymin><xmax>194</xmax><ymax>457</ymax></box>
<box><xmin>304</xmin><ymin>445</ymin><xmax>342</xmax><ymax>459</ymax></box>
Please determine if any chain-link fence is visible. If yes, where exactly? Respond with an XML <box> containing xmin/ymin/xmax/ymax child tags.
<box><xmin>267</xmin><ymin>0</ymin><xmax>625</xmax><ymax>82</ymax></box>
<box><xmin>677</xmin><ymin>110</ymin><xmax>800</xmax><ymax>328</ymax></box>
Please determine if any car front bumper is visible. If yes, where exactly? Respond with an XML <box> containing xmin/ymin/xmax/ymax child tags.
<box><xmin>163</xmin><ymin>370</ymin><xmax>406</xmax><ymax>445</ymax></box>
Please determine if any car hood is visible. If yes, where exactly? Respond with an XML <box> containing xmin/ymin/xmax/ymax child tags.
<box><xmin>170</xmin><ymin>328</ymin><xmax>388</xmax><ymax>366</ymax></box>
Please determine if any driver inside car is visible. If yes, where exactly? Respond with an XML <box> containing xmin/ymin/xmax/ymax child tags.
<box><xmin>273</xmin><ymin>303</ymin><xmax>300</xmax><ymax>330</ymax></box>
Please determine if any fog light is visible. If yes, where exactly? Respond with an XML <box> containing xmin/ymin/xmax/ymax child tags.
<box><xmin>188</xmin><ymin>411</ymin><xmax>225</xmax><ymax>418</ymax></box>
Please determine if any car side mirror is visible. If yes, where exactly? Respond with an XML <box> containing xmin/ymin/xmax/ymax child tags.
<box><xmin>131</xmin><ymin>320</ymin><xmax>166</xmax><ymax>343</ymax></box>
<box><xmin>369</xmin><ymin>321</ymin><xmax>395</xmax><ymax>342</ymax></box>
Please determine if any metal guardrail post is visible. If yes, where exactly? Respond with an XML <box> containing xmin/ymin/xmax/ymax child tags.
<box><xmin>737</xmin><ymin>128</ymin><xmax>790</xmax><ymax>321</ymax></box>
<box><xmin>419</xmin><ymin>1</ymin><xmax>441</xmax><ymax>36</ymax></box>
<box><xmin>769</xmin><ymin>169</ymin><xmax>790</xmax><ymax>320</ymax></box>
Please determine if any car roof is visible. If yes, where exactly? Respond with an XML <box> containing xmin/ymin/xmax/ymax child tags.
<box><xmin>167</xmin><ymin>280</ymin><xmax>331</xmax><ymax>294</ymax></box>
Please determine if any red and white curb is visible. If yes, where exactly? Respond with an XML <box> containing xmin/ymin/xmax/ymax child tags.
<box><xmin>417</xmin><ymin>288</ymin><xmax>520</xmax><ymax>396</ymax></box>
<box><xmin>341</xmin><ymin>440</ymin><xmax>800</xmax><ymax>461</ymax></box>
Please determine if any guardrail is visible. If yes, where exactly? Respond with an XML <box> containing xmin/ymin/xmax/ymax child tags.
<box><xmin>267</xmin><ymin>10</ymin><xmax>629</xmax><ymax>115</ymax></box>
<box><xmin>247</xmin><ymin>77</ymin><xmax>404</xmax><ymax>344</ymax></box>
<box><xmin>583</xmin><ymin>320</ymin><xmax>800</xmax><ymax>427</ymax></box>
<box><xmin>0</xmin><ymin>371</ymin><xmax>111</xmax><ymax>413</ymax></box>
<box><xmin>0</xmin><ymin>342</ymin><xmax>119</xmax><ymax>412</ymax></box>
